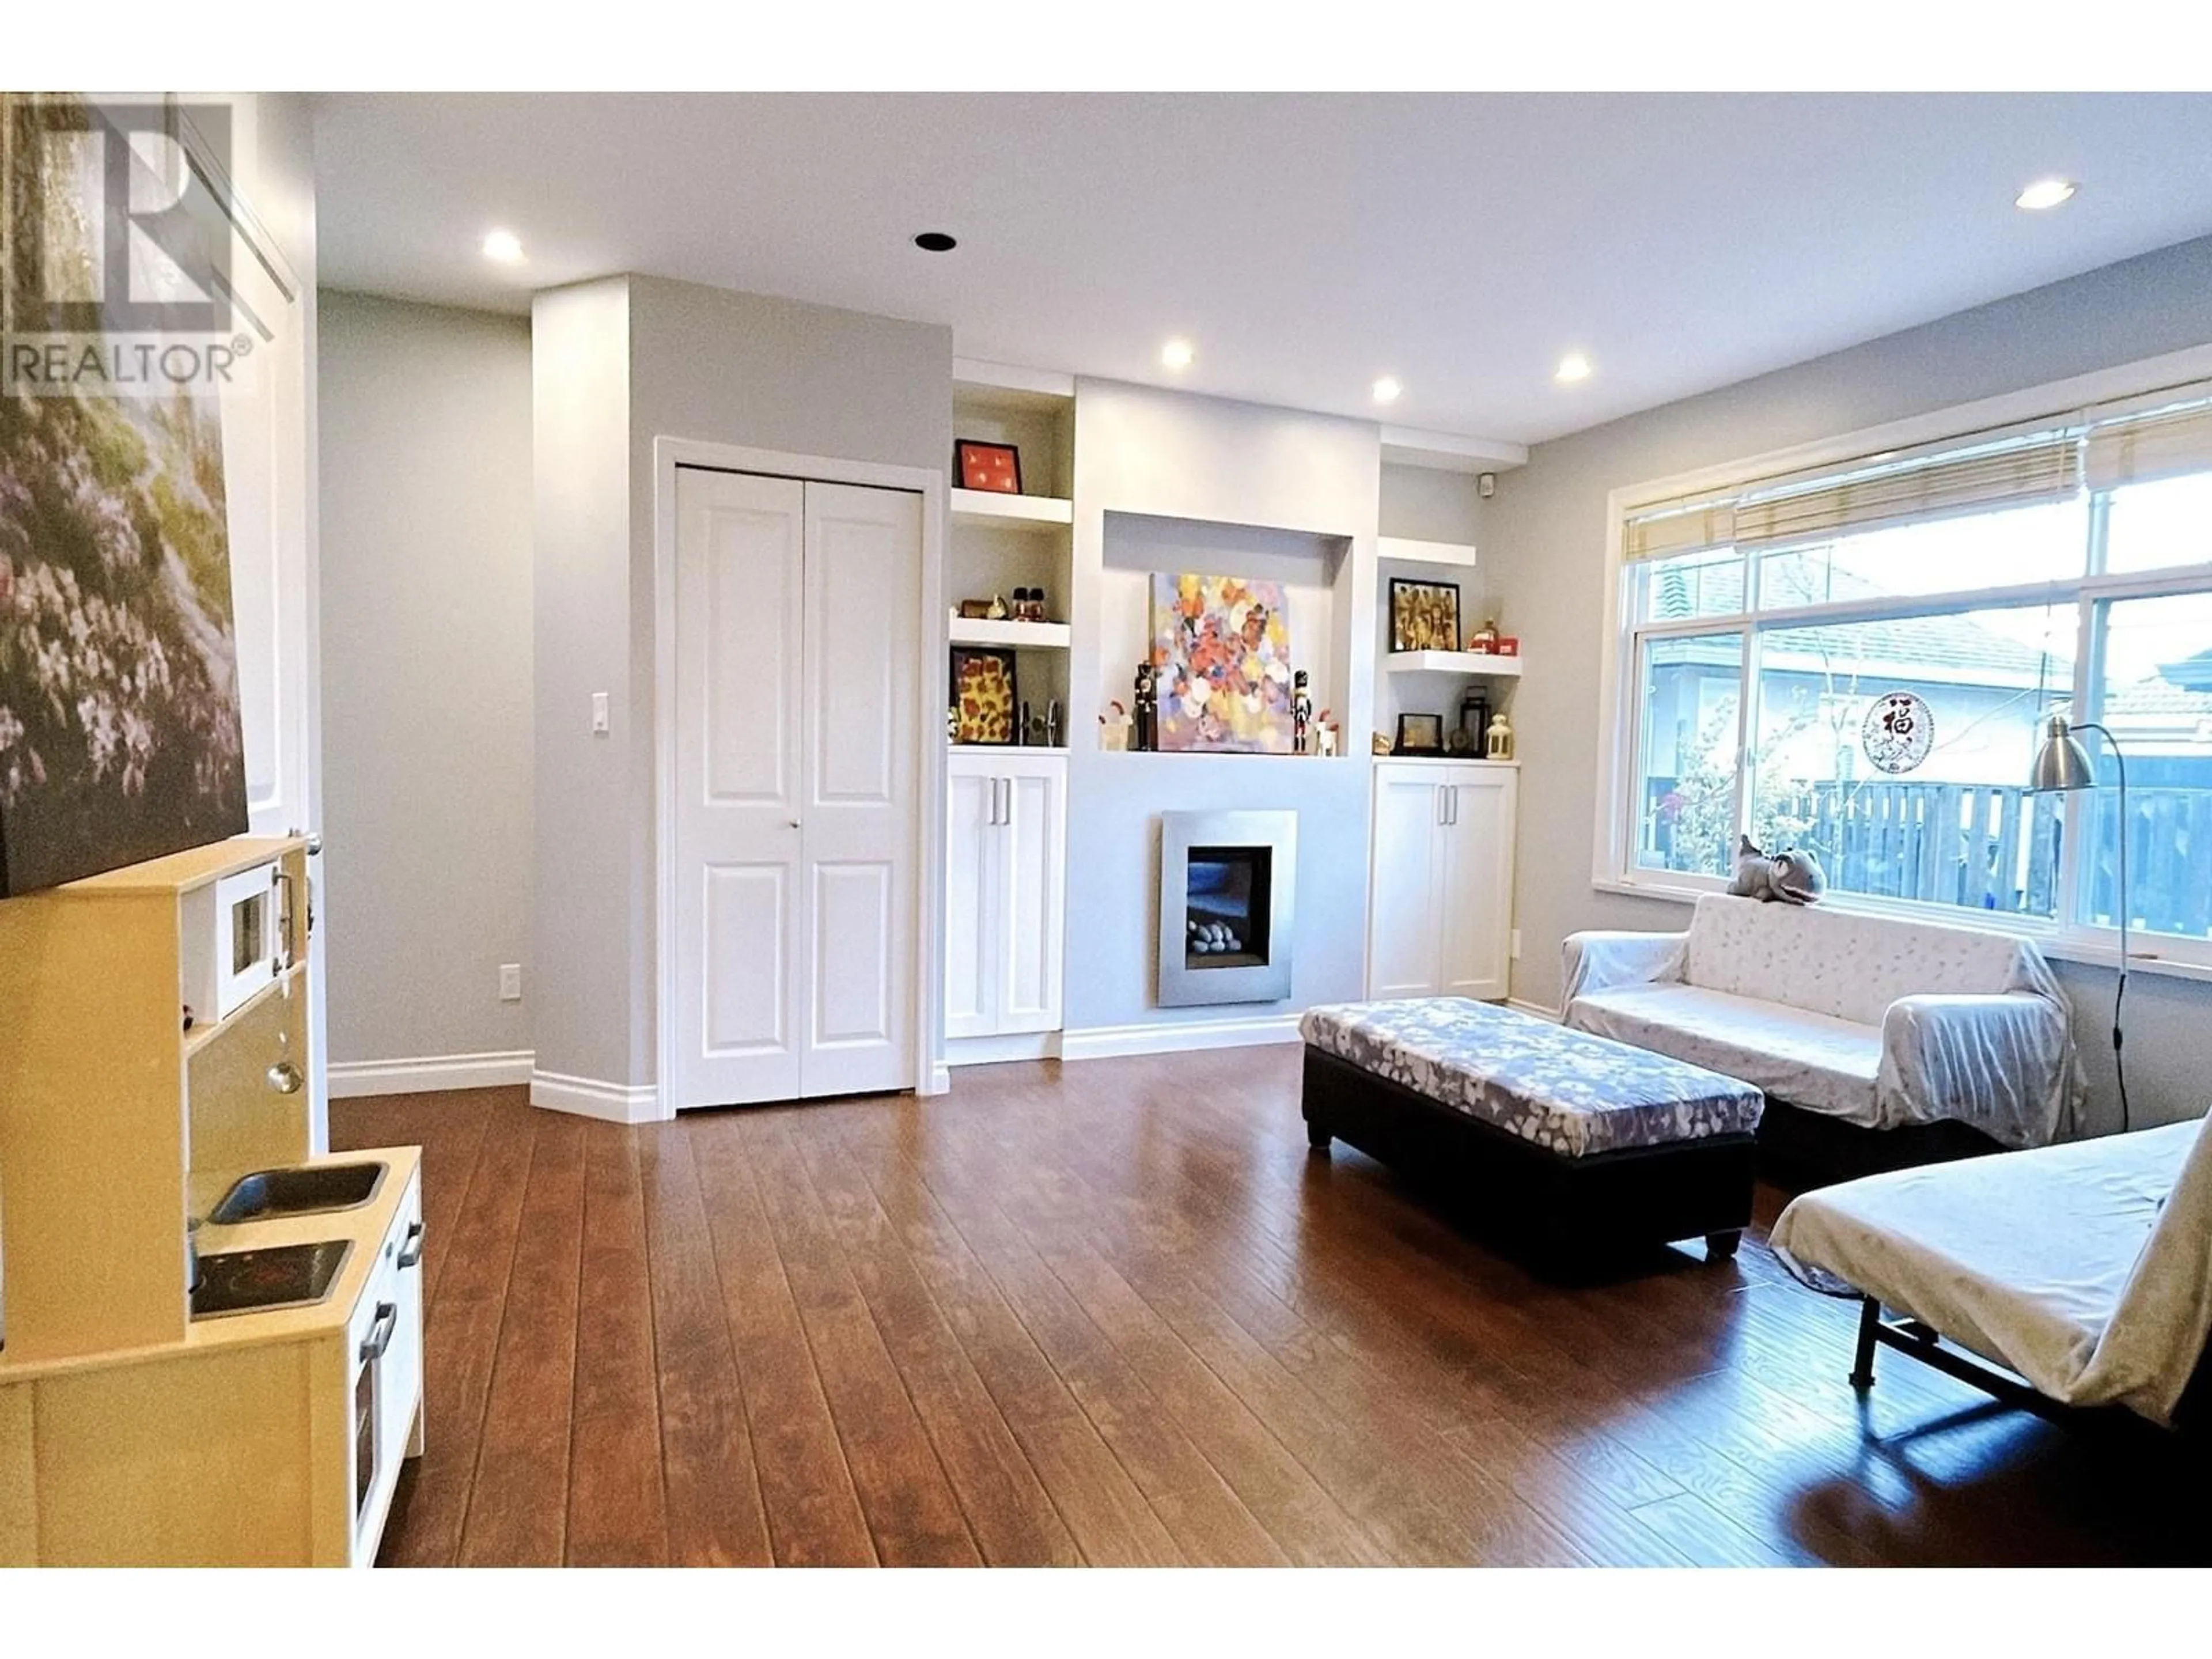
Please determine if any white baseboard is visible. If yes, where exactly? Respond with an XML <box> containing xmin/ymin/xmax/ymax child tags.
<box><xmin>1507</xmin><ymin>997</ymin><xmax>1563</xmax><ymax>1022</ymax></box>
<box><xmin>327</xmin><ymin>1049</ymin><xmax>535</xmax><ymax>1099</ymax></box>
<box><xmin>529</xmin><ymin>1068</ymin><xmax>666</xmax><ymax>1124</ymax></box>
<box><xmin>946</xmin><ymin>1031</ymin><xmax>1062</xmax><ymax>1067</ymax></box>
<box><xmin>1058</xmin><ymin>1013</ymin><xmax>1303</xmax><ymax>1063</ymax></box>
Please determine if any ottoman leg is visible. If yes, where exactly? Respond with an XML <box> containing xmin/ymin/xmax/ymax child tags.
<box><xmin>1305</xmin><ymin>1117</ymin><xmax>1333</xmax><ymax>1154</ymax></box>
<box><xmin>1704</xmin><ymin>1229</ymin><xmax>1741</xmax><ymax>1262</ymax></box>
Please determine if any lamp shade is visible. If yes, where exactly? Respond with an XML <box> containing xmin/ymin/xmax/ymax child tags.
<box><xmin>2028</xmin><ymin>713</ymin><xmax>2097</xmax><ymax>793</ymax></box>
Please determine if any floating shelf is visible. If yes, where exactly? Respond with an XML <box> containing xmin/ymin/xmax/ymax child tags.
<box><xmin>949</xmin><ymin>615</ymin><xmax>1073</xmax><ymax>649</ymax></box>
<box><xmin>1377</xmin><ymin>535</ymin><xmax>1479</xmax><ymax>569</ymax></box>
<box><xmin>1384</xmin><ymin>650</ymin><xmax>1524</xmax><ymax>677</ymax></box>
<box><xmin>951</xmin><ymin>489</ymin><xmax>1074</xmax><ymax>532</ymax></box>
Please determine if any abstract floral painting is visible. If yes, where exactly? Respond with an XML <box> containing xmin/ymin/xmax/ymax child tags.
<box><xmin>1149</xmin><ymin>573</ymin><xmax>1295</xmax><ymax>753</ymax></box>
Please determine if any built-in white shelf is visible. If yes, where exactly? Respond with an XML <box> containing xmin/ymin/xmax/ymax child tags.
<box><xmin>1369</xmin><ymin>753</ymin><xmax>1520</xmax><ymax>768</ymax></box>
<box><xmin>1384</xmin><ymin>650</ymin><xmax>1524</xmax><ymax>677</ymax></box>
<box><xmin>949</xmin><ymin>615</ymin><xmax>1073</xmax><ymax>649</ymax></box>
<box><xmin>951</xmin><ymin>488</ymin><xmax>1074</xmax><ymax>532</ymax></box>
<box><xmin>1377</xmin><ymin>535</ymin><xmax>1478</xmax><ymax>570</ymax></box>
<box><xmin>950</xmin><ymin>743</ymin><xmax>1070</xmax><ymax>756</ymax></box>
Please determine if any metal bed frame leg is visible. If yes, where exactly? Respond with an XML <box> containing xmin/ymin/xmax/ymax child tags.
<box><xmin>1850</xmin><ymin>1297</ymin><xmax>1880</xmax><ymax>1391</ymax></box>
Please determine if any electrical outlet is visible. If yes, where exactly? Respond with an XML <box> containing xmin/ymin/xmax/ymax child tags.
<box><xmin>1510</xmin><ymin>929</ymin><xmax>1522</xmax><ymax>960</ymax></box>
<box><xmin>499</xmin><ymin>963</ymin><xmax>523</xmax><ymax>1002</ymax></box>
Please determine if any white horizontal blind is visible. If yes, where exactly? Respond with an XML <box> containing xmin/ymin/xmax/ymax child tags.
<box><xmin>1622</xmin><ymin>497</ymin><xmax>1736</xmax><ymax>563</ymax></box>
<box><xmin>2085</xmin><ymin>394</ymin><xmax>2212</xmax><ymax>490</ymax></box>
<box><xmin>1730</xmin><ymin>427</ymin><xmax>2082</xmax><ymax>552</ymax></box>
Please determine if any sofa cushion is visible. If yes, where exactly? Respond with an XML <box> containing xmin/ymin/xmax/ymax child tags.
<box><xmin>1567</xmin><ymin>982</ymin><xmax>1884</xmax><ymax>1126</ymax></box>
<box><xmin>1681</xmin><ymin>892</ymin><xmax>2051</xmax><ymax>1027</ymax></box>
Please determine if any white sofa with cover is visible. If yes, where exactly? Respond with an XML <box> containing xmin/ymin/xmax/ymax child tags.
<box><xmin>1562</xmin><ymin>894</ymin><xmax>2081</xmax><ymax>1149</ymax></box>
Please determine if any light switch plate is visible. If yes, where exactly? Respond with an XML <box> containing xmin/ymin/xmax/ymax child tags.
<box><xmin>591</xmin><ymin>691</ymin><xmax>610</xmax><ymax>734</ymax></box>
<box><xmin>1510</xmin><ymin>929</ymin><xmax>1522</xmax><ymax>960</ymax></box>
<box><xmin>499</xmin><ymin>963</ymin><xmax>522</xmax><ymax>1002</ymax></box>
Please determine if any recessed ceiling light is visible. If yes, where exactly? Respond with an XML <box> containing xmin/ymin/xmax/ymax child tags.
<box><xmin>482</xmin><ymin>229</ymin><xmax>525</xmax><ymax>265</ymax></box>
<box><xmin>912</xmin><ymin>230</ymin><xmax>959</xmax><ymax>252</ymax></box>
<box><xmin>1161</xmin><ymin>338</ymin><xmax>1195</xmax><ymax>370</ymax></box>
<box><xmin>1372</xmin><ymin>376</ymin><xmax>1403</xmax><ymax>405</ymax></box>
<box><xmin>1555</xmin><ymin>351</ymin><xmax>1593</xmax><ymax>384</ymax></box>
<box><xmin>2014</xmin><ymin>177</ymin><xmax>2077</xmax><ymax>212</ymax></box>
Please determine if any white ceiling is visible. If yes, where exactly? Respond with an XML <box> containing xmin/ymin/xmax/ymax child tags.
<box><xmin>312</xmin><ymin>93</ymin><xmax>2212</xmax><ymax>446</ymax></box>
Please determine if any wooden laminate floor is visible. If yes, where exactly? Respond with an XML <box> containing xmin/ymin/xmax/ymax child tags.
<box><xmin>335</xmin><ymin>1048</ymin><xmax>2211</xmax><ymax>1567</ymax></box>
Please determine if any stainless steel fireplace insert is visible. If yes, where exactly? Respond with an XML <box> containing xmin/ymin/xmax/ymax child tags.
<box><xmin>1157</xmin><ymin>809</ymin><xmax>1297</xmax><ymax>1006</ymax></box>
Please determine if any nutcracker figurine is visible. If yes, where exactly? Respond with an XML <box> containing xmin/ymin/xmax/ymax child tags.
<box><xmin>1133</xmin><ymin>662</ymin><xmax>1159</xmax><ymax>752</ymax></box>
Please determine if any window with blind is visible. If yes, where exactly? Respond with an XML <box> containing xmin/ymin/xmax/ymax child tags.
<box><xmin>1611</xmin><ymin>382</ymin><xmax>2212</xmax><ymax>961</ymax></box>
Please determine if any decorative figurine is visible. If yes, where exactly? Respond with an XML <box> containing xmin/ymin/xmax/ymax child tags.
<box><xmin>1292</xmin><ymin>669</ymin><xmax>1313</xmax><ymax>755</ymax></box>
<box><xmin>1468</xmin><ymin>616</ymin><xmax>1501</xmax><ymax>654</ymax></box>
<box><xmin>1017</xmin><ymin>699</ymin><xmax>1033</xmax><ymax>745</ymax></box>
<box><xmin>986</xmin><ymin>593</ymin><xmax>1010</xmax><ymax>620</ymax></box>
<box><xmin>1485</xmin><ymin>710</ymin><xmax>1515</xmax><ymax>761</ymax></box>
<box><xmin>1133</xmin><ymin>662</ymin><xmax>1159</xmax><ymax>752</ymax></box>
<box><xmin>1046</xmin><ymin>699</ymin><xmax>1064</xmax><ymax>748</ymax></box>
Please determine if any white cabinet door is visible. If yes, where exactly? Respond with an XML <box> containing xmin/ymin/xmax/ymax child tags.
<box><xmin>994</xmin><ymin>755</ymin><xmax>1066</xmax><ymax>1034</ymax></box>
<box><xmin>943</xmin><ymin>759</ymin><xmax>999</xmax><ymax>1041</ymax></box>
<box><xmin>671</xmin><ymin>469</ymin><xmax>807</xmax><ymax>1107</ymax></box>
<box><xmin>798</xmin><ymin>482</ymin><xmax>921</xmax><ymax>1097</ymax></box>
<box><xmin>1366</xmin><ymin>766</ymin><xmax>1445</xmax><ymax>999</ymax></box>
<box><xmin>1437</xmin><ymin>768</ymin><xmax>1517</xmax><ymax>1002</ymax></box>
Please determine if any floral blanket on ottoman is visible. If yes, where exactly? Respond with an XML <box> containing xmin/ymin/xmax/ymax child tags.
<box><xmin>1300</xmin><ymin>998</ymin><xmax>1764</xmax><ymax>1158</ymax></box>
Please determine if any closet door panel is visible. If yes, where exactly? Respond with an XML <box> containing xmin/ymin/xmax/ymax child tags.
<box><xmin>798</xmin><ymin>482</ymin><xmax>921</xmax><ymax>1096</ymax></box>
<box><xmin>671</xmin><ymin>469</ymin><xmax>805</xmax><ymax>1107</ymax></box>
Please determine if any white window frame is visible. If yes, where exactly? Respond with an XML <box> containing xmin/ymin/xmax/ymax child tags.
<box><xmin>1594</xmin><ymin>341</ymin><xmax>2212</xmax><ymax>984</ymax></box>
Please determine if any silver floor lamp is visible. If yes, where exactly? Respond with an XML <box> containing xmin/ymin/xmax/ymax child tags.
<box><xmin>2028</xmin><ymin>712</ymin><xmax>2130</xmax><ymax>1132</ymax></box>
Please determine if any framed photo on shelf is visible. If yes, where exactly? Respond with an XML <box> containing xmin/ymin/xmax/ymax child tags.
<box><xmin>1388</xmin><ymin>578</ymin><xmax>1461</xmax><ymax>653</ymax></box>
<box><xmin>954</xmin><ymin>440</ymin><xmax>1023</xmax><ymax>495</ymax></box>
<box><xmin>1394</xmin><ymin>711</ymin><xmax>1445</xmax><ymax>755</ymax></box>
<box><xmin>950</xmin><ymin>647</ymin><xmax>1019</xmax><ymax>745</ymax></box>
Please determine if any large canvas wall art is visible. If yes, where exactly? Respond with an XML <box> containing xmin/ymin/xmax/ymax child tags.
<box><xmin>1148</xmin><ymin>573</ymin><xmax>1295</xmax><ymax>753</ymax></box>
<box><xmin>0</xmin><ymin>94</ymin><xmax>249</xmax><ymax>895</ymax></box>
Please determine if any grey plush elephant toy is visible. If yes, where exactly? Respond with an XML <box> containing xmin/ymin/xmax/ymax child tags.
<box><xmin>1726</xmin><ymin>835</ymin><xmax>1827</xmax><ymax>905</ymax></box>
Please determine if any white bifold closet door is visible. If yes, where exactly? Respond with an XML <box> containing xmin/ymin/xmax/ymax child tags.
<box><xmin>671</xmin><ymin>468</ymin><xmax>921</xmax><ymax>1108</ymax></box>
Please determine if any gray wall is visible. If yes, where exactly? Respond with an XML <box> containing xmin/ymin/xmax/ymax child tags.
<box><xmin>1483</xmin><ymin>233</ymin><xmax>2212</xmax><ymax>1134</ymax></box>
<box><xmin>532</xmin><ymin>275</ymin><xmax>953</xmax><ymax>1089</ymax></box>
<box><xmin>319</xmin><ymin>292</ymin><xmax>535</xmax><ymax>1067</ymax></box>
<box><xmin>531</xmin><ymin>279</ymin><xmax>636</xmax><ymax>1089</ymax></box>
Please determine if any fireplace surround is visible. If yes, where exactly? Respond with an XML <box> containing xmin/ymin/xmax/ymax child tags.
<box><xmin>1157</xmin><ymin>809</ymin><xmax>1297</xmax><ymax>1006</ymax></box>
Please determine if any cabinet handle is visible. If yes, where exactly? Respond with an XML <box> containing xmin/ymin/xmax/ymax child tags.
<box><xmin>360</xmin><ymin>1301</ymin><xmax>399</xmax><ymax>1363</ymax></box>
<box><xmin>397</xmin><ymin>1221</ymin><xmax>425</xmax><ymax>1270</ymax></box>
<box><xmin>1436</xmin><ymin>785</ymin><xmax>1447</xmax><ymax>826</ymax></box>
<box><xmin>1448</xmin><ymin>786</ymin><xmax>1460</xmax><ymax>826</ymax></box>
<box><xmin>266</xmin><ymin>1060</ymin><xmax>304</xmax><ymax>1095</ymax></box>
